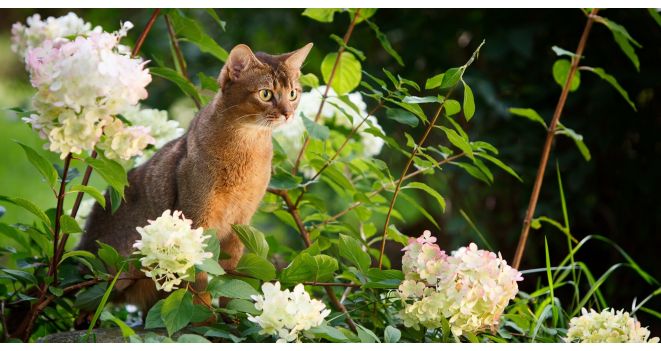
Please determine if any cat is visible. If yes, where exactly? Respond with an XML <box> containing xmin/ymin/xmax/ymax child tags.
<box><xmin>76</xmin><ymin>43</ymin><xmax>313</xmax><ymax>314</ymax></box>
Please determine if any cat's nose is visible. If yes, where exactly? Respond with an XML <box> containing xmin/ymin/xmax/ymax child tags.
<box><xmin>283</xmin><ymin>112</ymin><xmax>294</xmax><ymax>121</ymax></box>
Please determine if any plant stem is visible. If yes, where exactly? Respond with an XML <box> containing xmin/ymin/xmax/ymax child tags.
<box><xmin>268</xmin><ymin>190</ymin><xmax>357</xmax><ymax>332</ymax></box>
<box><xmin>377</xmin><ymin>87</ymin><xmax>458</xmax><ymax>269</ymax></box>
<box><xmin>47</xmin><ymin>153</ymin><xmax>72</xmax><ymax>284</ymax></box>
<box><xmin>132</xmin><ymin>9</ymin><xmax>161</xmax><ymax>58</ymax></box>
<box><xmin>226</xmin><ymin>270</ymin><xmax>360</xmax><ymax>288</ymax></box>
<box><xmin>511</xmin><ymin>8</ymin><xmax>599</xmax><ymax>270</ymax></box>
<box><xmin>291</xmin><ymin>9</ymin><xmax>362</xmax><ymax>175</ymax></box>
<box><xmin>163</xmin><ymin>14</ymin><xmax>201</xmax><ymax>109</ymax></box>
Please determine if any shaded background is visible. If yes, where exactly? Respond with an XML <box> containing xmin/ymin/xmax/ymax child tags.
<box><xmin>0</xmin><ymin>9</ymin><xmax>659</xmax><ymax>333</ymax></box>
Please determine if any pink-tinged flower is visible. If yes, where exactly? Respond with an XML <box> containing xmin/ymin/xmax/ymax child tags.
<box><xmin>398</xmin><ymin>231</ymin><xmax>522</xmax><ymax>337</ymax></box>
<box><xmin>566</xmin><ymin>308</ymin><xmax>659</xmax><ymax>343</ymax></box>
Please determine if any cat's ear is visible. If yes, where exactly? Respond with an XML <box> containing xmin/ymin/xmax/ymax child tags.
<box><xmin>219</xmin><ymin>44</ymin><xmax>263</xmax><ymax>87</ymax></box>
<box><xmin>282</xmin><ymin>42</ymin><xmax>313</xmax><ymax>70</ymax></box>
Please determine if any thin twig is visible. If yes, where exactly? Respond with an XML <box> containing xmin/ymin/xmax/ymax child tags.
<box><xmin>512</xmin><ymin>9</ymin><xmax>599</xmax><ymax>270</ymax></box>
<box><xmin>48</xmin><ymin>153</ymin><xmax>72</xmax><ymax>284</ymax></box>
<box><xmin>164</xmin><ymin>15</ymin><xmax>188</xmax><ymax>78</ymax></box>
<box><xmin>132</xmin><ymin>9</ymin><xmax>161</xmax><ymax>58</ymax></box>
<box><xmin>292</xmin><ymin>9</ymin><xmax>362</xmax><ymax>175</ymax></box>
<box><xmin>377</xmin><ymin>87</ymin><xmax>459</xmax><ymax>269</ymax></box>
<box><xmin>1</xmin><ymin>301</ymin><xmax>8</xmax><ymax>342</ymax></box>
<box><xmin>269</xmin><ymin>191</ymin><xmax>357</xmax><ymax>332</ymax></box>
<box><xmin>226</xmin><ymin>270</ymin><xmax>360</xmax><ymax>288</ymax></box>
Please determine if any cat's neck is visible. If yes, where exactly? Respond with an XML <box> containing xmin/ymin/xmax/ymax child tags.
<box><xmin>189</xmin><ymin>98</ymin><xmax>273</xmax><ymax>162</ymax></box>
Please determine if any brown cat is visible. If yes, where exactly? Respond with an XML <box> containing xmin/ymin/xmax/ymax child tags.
<box><xmin>77</xmin><ymin>43</ymin><xmax>313</xmax><ymax>313</ymax></box>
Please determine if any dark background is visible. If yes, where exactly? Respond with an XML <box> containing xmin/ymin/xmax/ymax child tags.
<box><xmin>1</xmin><ymin>8</ymin><xmax>659</xmax><ymax>333</ymax></box>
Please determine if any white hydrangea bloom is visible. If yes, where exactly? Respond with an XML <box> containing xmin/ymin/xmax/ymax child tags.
<box><xmin>566</xmin><ymin>308</ymin><xmax>659</xmax><ymax>343</ymax></box>
<box><xmin>398</xmin><ymin>231</ymin><xmax>522</xmax><ymax>337</ymax></box>
<box><xmin>14</xmin><ymin>13</ymin><xmax>153</xmax><ymax>160</ymax></box>
<box><xmin>273</xmin><ymin>85</ymin><xmax>384</xmax><ymax>176</ymax></box>
<box><xmin>133</xmin><ymin>210</ymin><xmax>212</xmax><ymax>292</ymax></box>
<box><xmin>98</xmin><ymin>118</ymin><xmax>155</xmax><ymax>161</ymax></box>
<box><xmin>122</xmin><ymin>105</ymin><xmax>184</xmax><ymax>149</ymax></box>
<box><xmin>248</xmin><ymin>282</ymin><xmax>330</xmax><ymax>343</ymax></box>
<box><xmin>11</xmin><ymin>12</ymin><xmax>99</xmax><ymax>60</ymax></box>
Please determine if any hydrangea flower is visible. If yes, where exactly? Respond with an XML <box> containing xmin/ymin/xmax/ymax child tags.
<box><xmin>273</xmin><ymin>85</ymin><xmax>385</xmax><ymax>176</ymax></box>
<box><xmin>133</xmin><ymin>210</ymin><xmax>212</xmax><ymax>292</ymax></box>
<box><xmin>248</xmin><ymin>282</ymin><xmax>330</xmax><ymax>343</ymax></box>
<box><xmin>122</xmin><ymin>105</ymin><xmax>184</xmax><ymax>149</ymax></box>
<box><xmin>11</xmin><ymin>12</ymin><xmax>99</xmax><ymax>60</ymax></box>
<box><xmin>13</xmin><ymin>13</ymin><xmax>154</xmax><ymax>160</ymax></box>
<box><xmin>566</xmin><ymin>308</ymin><xmax>659</xmax><ymax>343</ymax></box>
<box><xmin>398</xmin><ymin>231</ymin><xmax>522</xmax><ymax>337</ymax></box>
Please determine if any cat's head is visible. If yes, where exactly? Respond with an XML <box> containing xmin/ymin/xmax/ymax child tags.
<box><xmin>216</xmin><ymin>43</ymin><xmax>313</xmax><ymax>129</ymax></box>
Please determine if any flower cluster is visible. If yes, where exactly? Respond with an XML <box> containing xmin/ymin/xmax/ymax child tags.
<box><xmin>273</xmin><ymin>85</ymin><xmax>385</xmax><ymax>176</ymax></box>
<box><xmin>13</xmin><ymin>13</ymin><xmax>155</xmax><ymax>160</ymax></box>
<box><xmin>11</xmin><ymin>12</ymin><xmax>98</xmax><ymax>60</ymax></box>
<box><xmin>248</xmin><ymin>282</ymin><xmax>330</xmax><ymax>343</ymax></box>
<box><xmin>398</xmin><ymin>230</ymin><xmax>522</xmax><ymax>337</ymax></box>
<box><xmin>121</xmin><ymin>105</ymin><xmax>185</xmax><ymax>165</ymax></box>
<box><xmin>565</xmin><ymin>308</ymin><xmax>659</xmax><ymax>343</ymax></box>
<box><xmin>133</xmin><ymin>210</ymin><xmax>212</xmax><ymax>292</ymax></box>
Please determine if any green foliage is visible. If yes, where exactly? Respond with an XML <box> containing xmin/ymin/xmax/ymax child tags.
<box><xmin>166</xmin><ymin>10</ymin><xmax>228</xmax><ymax>62</ymax></box>
<box><xmin>552</xmin><ymin>59</ymin><xmax>581</xmax><ymax>91</ymax></box>
<box><xmin>321</xmin><ymin>52</ymin><xmax>362</xmax><ymax>95</ymax></box>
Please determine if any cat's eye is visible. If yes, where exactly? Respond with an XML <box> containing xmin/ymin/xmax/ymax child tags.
<box><xmin>258</xmin><ymin>89</ymin><xmax>273</xmax><ymax>101</ymax></box>
<box><xmin>288</xmin><ymin>89</ymin><xmax>298</xmax><ymax>101</ymax></box>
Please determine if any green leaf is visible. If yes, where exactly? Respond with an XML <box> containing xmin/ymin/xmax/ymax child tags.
<box><xmin>196</xmin><ymin>257</ymin><xmax>225</xmax><ymax>276</ymax></box>
<box><xmin>226</xmin><ymin>298</ymin><xmax>260</xmax><ymax>315</ymax></box>
<box><xmin>109</xmin><ymin>186</ymin><xmax>122</xmax><ymax>214</ymax></box>
<box><xmin>649</xmin><ymin>9</ymin><xmax>661</xmax><ymax>27</ymax></box>
<box><xmin>236</xmin><ymin>253</ymin><xmax>276</xmax><ymax>281</ymax></box>
<box><xmin>552</xmin><ymin>59</ymin><xmax>580</xmax><ymax>91</ymax></box>
<box><xmin>145</xmin><ymin>300</ymin><xmax>166</xmax><ymax>329</ymax></box>
<box><xmin>16</xmin><ymin>142</ymin><xmax>57</xmax><ymax>188</ymax></box>
<box><xmin>556</xmin><ymin>123</ymin><xmax>591</xmax><ymax>161</ymax></box>
<box><xmin>0</xmin><ymin>195</ymin><xmax>51</xmax><ymax>226</ymax></box>
<box><xmin>302</xmin><ymin>113</ymin><xmax>330</xmax><ymax>140</ymax></box>
<box><xmin>59</xmin><ymin>250</ymin><xmax>96</xmax><ymax>265</ymax></box>
<box><xmin>338</xmin><ymin>234</ymin><xmax>371</xmax><ymax>272</ymax></box>
<box><xmin>209</xmin><ymin>277</ymin><xmax>259</xmax><ymax>299</ymax></box>
<box><xmin>366</xmin><ymin>268</ymin><xmax>404</xmax><ymax>282</ymax></box>
<box><xmin>75</xmin><ymin>283</ymin><xmax>108</xmax><ymax>310</ymax></box>
<box><xmin>356</xmin><ymin>324</ymin><xmax>381</xmax><ymax>343</ymax></box>
<box><xmin>84</xmin><ymin>267</ymin><xmax>124</xmax><ymax>342</ymax></box>
<box><xmin>280</xmin><ymin>253</ymin><xmax>338</xmax><ymax>283</ymax></box>
<box><xmin>205</xmin><ymin>9</ymin><xmax>226</xmax><ymax>31</ymax></box>
<box><xmin>300</xmin><ymin>73</ymin><xmax>320</xmax><ymax>88</ymax></box>
<box><xmin>402</xmin><ymin>96</ymin><xmax>438</xmax><ymax>104</ymax></box>
<box><xmin>329</xmin><ymin>34</ymin><xmax>366</xmax><ymax>61</ymax></box>
<box><xmin>321</xmin><ymin>52</ymin><xmax>362</xmax><ymax>95</ymax></box>
<box><xmin>168</xmin><ymin>10</ymin><xmax>228</xmax><ymax>62</ymax></box>
<box><xmin>440</xmin><ymin>67</ymin><xmax>465</xmax><ymax>89</ymax></box>
<box><xmin>475</xmin><ymin>152</ymin><xmax>522</xmax><ymax>182</ymax></box>
<box><xmin>444</xmin><ymin>99</ymin><xmax>461</xmax><ymax>116</ymax></box>
<box><xmin>598</xmin><ymin>17</ymin><xmax>641</xmax><ymax>71</ymax></box>
<box><xmin>384</xmin><ymin>326</ymin><xmax>401</xmax><ymax>343</ymax></box>
<box><xmin>100</xmin><ymin>311</ymin><xmax>136</xmax><ymax>340</ymax></box>
<box><xmin>583</xmin><ymin>67</ymin><xmax>636</xmax><ymax>111</ymax></box>
<box><xmin>508</xmin><ymin>107</ymin><xmax>548</xmax><ymax>129</ymax></box>
<box><xmin>69</xmin><ymin>185</ymin><xmax>106</xmax><ymax>209</ymax></box>
<box><xmin>425</xmin><ymin>73</ymin><xmax>444</xmax><ymax>90</ymax></box>
<box><xmin>177</xmin><ymin>334</ymin><xmax>211</xmax><ymax>343</ymax></box>
<box><xmin>462</xmin><ymin>81</ymin><xmax>476</xmax><ymax>121</ymax></box>
<box><xmin>86</xmin><ymin>154</ymin><xmax>128</xmax><ymax>199</ymax></box>
<box><xmin>309</xmin><ymin>325</ymin><xmax>350</xmax><ymax>342</ymax></box>
<box><xmin>365</xmin><ymin>19</ymin><xmax>404</xmax><ymax>66</ymax></box>
<box><xmin>48</xmin><ymin>285</ymin><xmax>64</xmax><ymax>297</ymax></box>
<box><xmin>1</xmin><ymin>268</ymin><xmax>37</xmax><ymax>285</ymax></box>
<box><xmin>269</xmin><ymin>168</ymin><xmax>303</xmax><ymax>190</ymax></box>
<box><xmin>190</xmin><ymin>304</ymin><xmax>214</xmax><ymax>323</ymax></box>
<box><xmin>150</xmin><ymin>66</ymin><xmax>203</xmax><ymax>107</ymax></box>
<box><xmin>385</xmin><ymin>108</ymin><xmax>418</xmax><ymax>127</ymax></box>
<box><xmin>161</xmin><ymin>289</ymin><xmax>193</xmax><ymax>336</ymax></box>
<box><xmin>97</xmin><ymin>241</ymin><xmax>122</xmax><ymax>270</ymax></box>
<box><xmin>551</xmin><ymin>45</ymin><xmax>580</xmax><ymax>59</ymax></box>
<box><xmin>348</xmin><ymin>8</ymin><xmax>377</xmax><ymax>24</ymax></box>
<box><xmin>402</xmin><ymin>181</ymin><xmax>446</xmax><ymax>212</ymax></box>
<box><xmin>231</xmin><ymin>224</ymin><xmax>269</xmax><ymax>258</ymax></box>
<box><xmin>60</xmin><ymin>214</ymin><xmax>82</xmax><ymax>234</ymax></box>
<box><xmin>302</xmin><ymin>8</ymin><xmax>342</xmax><ymax>22</ymax></box>
<box><xmin>197</xmin><ymin>72</ymin><xmax>219</xmax><ymax>92</ymax></box>
<box><xmin>439</xmin><ymin>126</ymin><xmax>473</xmax><ymax>159</ymax></box>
